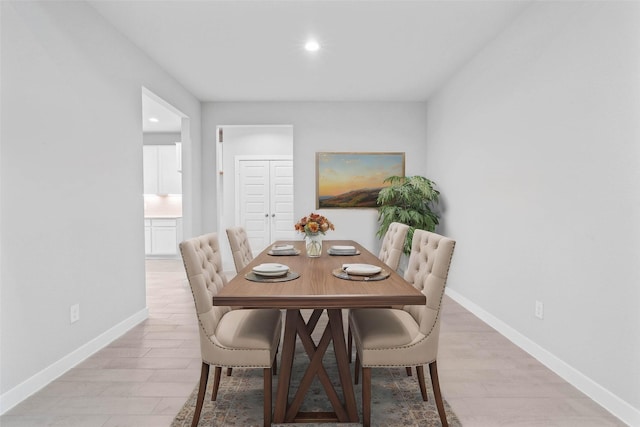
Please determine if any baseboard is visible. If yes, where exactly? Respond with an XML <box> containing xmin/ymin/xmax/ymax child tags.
<box><xmin>444</xmin><ymin>288</ymin><xmax>639</xmax><ymax>426</ymax></box>
<box><xmin>0</xmin><ymin>307</ymin><xmax>149</xmax><ymax>415</ymax></box>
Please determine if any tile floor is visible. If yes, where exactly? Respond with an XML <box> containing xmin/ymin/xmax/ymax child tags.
<box><xmin>0</xmin><ymin>259</ymin><xmax>627</xmax><ymax>426</ymax></box>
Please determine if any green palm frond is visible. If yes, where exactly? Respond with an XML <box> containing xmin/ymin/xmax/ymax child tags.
<box><xmin>376</xmin><ymin>175</ymin><xmax>441</xmax><ymax>255</ymax></box>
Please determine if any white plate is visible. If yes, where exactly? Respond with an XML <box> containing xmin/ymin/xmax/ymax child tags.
<box><xmin>331</xmin><ymin>245</ymin><xmax>356</xmax><ymax>251</ymax></box>
<box><xmin>253</xmin><ymin>263</ymin><xmax>289</xmax><ymax>276</ymax></box>
<box><xmin>271</xmin><ymin>244</ymin><xmax>294</xmax><ymax>252</ymax></box>
<box><xmin>328</xmin><ymin>248</ymin><xmax>360</xmax><ymax>256</ymax></box>
<box><xmin>342</xmin><ymin>263</ymin><xmax>382</xmax><ymax>276</ymax></box>
<box><xmin>330</xmin><ymin>245</ymin><xmax>357</xmax><ymax>254</ymax></box>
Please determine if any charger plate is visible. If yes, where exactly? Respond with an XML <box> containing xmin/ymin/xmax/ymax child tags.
<box><xmin>245</xmin><ymin>271</ymin><xmax>300</xmax><ymax>283</ymax></box>
<box><xmin>332</xmin><ymin>268</ymin><xmax>390</xmax><ymax>282</ymax></box>
<box><xmin>267</xmin><ymin>249</ymin><xmax>301</xmax><ymax>256</ymax></box>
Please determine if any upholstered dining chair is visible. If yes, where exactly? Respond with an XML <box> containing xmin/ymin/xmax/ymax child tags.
<box><xmin>180</xmin><ymin>233</ymin><xmax>282</xmax><ymax>427</ymax></box>
<box><xmin>226</xmin><ymin>226</ymin><xmax>254</xmax><ymax>273</ymax></box>
<box><xmin>349</xmin><ymin>229</ymin><xmax>455</xmax><ymax>427</ymax></box>
<box><xmin>347</xmin><ymin>222</ymin><xmax>410</xmax><ymax>364</ymax></box>
<box><xmin>378</xmin><ymin>221</ymin><xmax>410</xmax><ymax>272</ymax></box>
<box><xmin>224</xmin><ymin>225</ymin><xmax>254</xmax><ymax>377</ymax></box>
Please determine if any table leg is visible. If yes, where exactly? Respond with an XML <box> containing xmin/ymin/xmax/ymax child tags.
<box><xmin>327</xmin><ymin>308</ymin><xmax>359</xmax><ymax>422</ymax></box>
<box><xmin>273</xmin><ymin>309</ymin><xmax>298</xmax><ymax>423</ymax></box>
<box><xmin>306</xmin><ymin>308</ymin><xmax>324</xmax><ymax>333</ymax></box>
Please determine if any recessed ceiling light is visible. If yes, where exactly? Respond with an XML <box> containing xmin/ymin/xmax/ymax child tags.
<box><xmin>149</xmin><ymin>117</ymin><xmax>159</xmax><ymax>123</ymax></box>
<box><xmin>304</xmin><ymin>40</ymin><xmax>320</xmax><ymax>52</ymax></box>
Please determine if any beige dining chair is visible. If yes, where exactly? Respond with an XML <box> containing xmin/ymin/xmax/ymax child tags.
<box><xmin>378</xmin><ymin>221</ymin><xmax>410</xmax><ymax>272</ymax></box>
<box><xmin>347</xmin><ymin>222</ymin><xmax>410</xmax><ymax>364</ymax></box>
<box><xmin>226</xmin><ymin>226</ymin><xmax>254</xmax><ymax>273</ymax></box>
<box><xmin>349</xmin><ymin>229</ymin><xmax>455</xmax><ymax>427</ymax></box>
<box><xmin>180</xmin><ymin>232</ymin><xmax>282</xmax><ymax>427</ymax></box>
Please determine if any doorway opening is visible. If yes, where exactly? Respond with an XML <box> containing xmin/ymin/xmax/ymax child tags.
<box><xmin>141</xmin><ymin>88</ymin><xmax>187</xmax><ymax>261</ymax></box>
<box><xmin>216</xmin><ymin>125</ymin><xmax>295</xmax><ymax>272</ymax></box>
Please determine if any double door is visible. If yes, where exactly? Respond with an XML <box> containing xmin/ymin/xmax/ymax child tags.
<box><xmin>237</xmin><ymin>159</ymin><xmax>294</xmax><ymax>255</ymax></box>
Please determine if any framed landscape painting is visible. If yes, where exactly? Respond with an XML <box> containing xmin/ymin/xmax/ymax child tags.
<box><xmin>316</xmin><ymin>152</ymin><xmax>405</xmax><ymax>208</ymax></box>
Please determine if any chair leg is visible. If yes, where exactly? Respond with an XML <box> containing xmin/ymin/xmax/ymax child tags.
<box><xmin>210</xmin><ymin>366</ymin><xmax>222</xmax><ymax>401</ymax></box>
<box><xmin>416</xmin><ymin>365</ymin><xmax>428</xmax><ymax>401</ymax></box>
<box><xmin>354</xmin><ymin>353</ymin><xmax>361</xmax><ymax>385</ymax></box>
<box><xmin>226</xmin><ymin>367</ymin><xmax>233</xmax><ymax>376</ymax></box>
<box><xmin>192</xmin><ymin>362</ymin><xmax>209</xmax><ymax>427</ymax></box>
<box><xmin>362</xmin><ymin>367</ymin><xmax>371</xmax><ymax>427</ymax></box>
<box><xmin>272</xmin><ymin>352</ymin><xmax>278</xmax><ymax>376</ymax></box>
<box><xmin>347</xmin><ymin>326</ymin><xmax>353</xmax><ymax>363</ymax></box>
<box><xmin>263</xmin><ymin>368</ymin><xmax>272</xmax><ymax>427</ymax></box>
<box><xmin>429</xmin><ymin>361</ymin><xmax>448</xmax><ymax>427</ymax></box>
<box><xmin>406</xmin><ymin>366</ymin><xmax>412</xmax><ymax>376</ymax></box>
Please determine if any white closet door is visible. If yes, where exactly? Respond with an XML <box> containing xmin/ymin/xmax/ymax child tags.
<box><xmin>238</xmin><ymin>159</ymin><xmax>294</xmax><ymax>254</ymax></box>
<box><xmin>270</xmin><ymin>160</ymin><xmax>295</xmax><ymax>242</ymax></box>
<box><xmin>238</xmin><ymin>160</ymin><xmax>270</xmax><ymax>255</ymax></box>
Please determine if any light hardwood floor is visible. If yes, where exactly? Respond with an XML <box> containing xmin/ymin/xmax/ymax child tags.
<box><xmin>0</xmin><ymin>259</ymin><xmax>626</xmax><ymax>426</ymax></box>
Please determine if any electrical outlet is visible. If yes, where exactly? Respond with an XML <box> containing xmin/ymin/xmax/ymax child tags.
<box><xmin>535</xmin><ymin>301</ymin><xmax>544</xmax><ymax>319</ymax></box>
<box><xmin>70</xmin><ymin>304</ymin><xmax>80</xmax><ymax>324</ymax></box>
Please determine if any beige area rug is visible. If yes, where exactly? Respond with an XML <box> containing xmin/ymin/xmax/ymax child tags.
<box><xmin>171</xmin><ymin>343</ymin><xmax>461</xmax><ymax>427</ymax></box>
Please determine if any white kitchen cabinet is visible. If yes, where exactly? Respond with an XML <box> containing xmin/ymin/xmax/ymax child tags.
<box><xmin>144</xmin><ymin>219</ymin><xmax>152</xmax><ymax>254</ymax></box>
<box><xmin>145</xmin><ymin>218</ymin><xmax>180</xmax><ymax>257</ymax></box>
<box><xmin>151</xmin><ymin>226</ymin><xmax>177</xmax><ymax>254</ymax></box>
<box><xmin>143</xmin><ymin>146</ymin><xmax>159</xmax><ymax>194</ymax></box>
<box><xmin>157</xmin><ymin>146</ymin><xmax>181</xmax><ymax>194</ymax></box>
<box><xmin>143</xmin><ymin>145</ymin><xmax>181</xmax><ymax>195</ymax></box>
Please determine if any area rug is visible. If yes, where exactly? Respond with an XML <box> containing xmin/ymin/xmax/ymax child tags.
<box><xmin>171</xmin><ymin>342</ymin><xmax>461</xmax><ymax>427</ymax></box>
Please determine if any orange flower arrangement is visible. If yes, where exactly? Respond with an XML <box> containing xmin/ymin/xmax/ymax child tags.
<box><xmin>294</xmin><ymin>213</ymin><xmax>335</xmax><ymax>236</ymax></box>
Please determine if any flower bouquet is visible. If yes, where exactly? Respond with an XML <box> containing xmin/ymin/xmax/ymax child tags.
<box><xmin>295</xmin><ymin>213</ymin><xmax>334</xmax><ymax>257</ymax></box>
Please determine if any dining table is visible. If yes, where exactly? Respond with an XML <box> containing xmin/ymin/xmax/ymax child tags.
<box><xmin>213</xmin><ymin>239</ymin><xmax>426</xmax><ymax>424</ymax></box>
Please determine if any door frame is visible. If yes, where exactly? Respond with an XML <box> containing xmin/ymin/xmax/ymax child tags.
<box><xmin>216</xmin><ymin>125</ymin><xmax>294</xmax><ymax>272</ymax></box>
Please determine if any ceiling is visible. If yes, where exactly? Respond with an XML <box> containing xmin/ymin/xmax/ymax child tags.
<box><xmin>89</xmin><ymin>0</ymin><xmax>531</xmax><ymax>103</ymax></box>
<box><xmin>142</xmin><ymin>93</ymin><xmax>183</xmax><ymax>132</ymax></box>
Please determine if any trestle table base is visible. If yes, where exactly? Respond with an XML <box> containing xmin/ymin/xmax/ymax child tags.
<box><xmin>273</xmin><ymin>308</ymin><xmax>359</xmax><ymax>423</ymax></box>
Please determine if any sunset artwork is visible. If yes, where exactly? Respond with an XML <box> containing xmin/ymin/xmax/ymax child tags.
<box><xmin>316</xmin><ymin>152</ymin><xmax>405</xmax><ymax>208</ymax></box>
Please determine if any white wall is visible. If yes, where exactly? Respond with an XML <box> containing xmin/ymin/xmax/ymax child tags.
<box><xmin>425</xmin><ymin>1</ymin><xmax>640</xmax><ymax>423</ymax></box>
<box><xmin>0</xmin><ymin>1</ymin><xmax>201</xmax><ymax>412</ymax></box>
<box><xmin>201</xmin><ymin>102</ymin><xmax>428</xmax><ymax>256</ymax></box>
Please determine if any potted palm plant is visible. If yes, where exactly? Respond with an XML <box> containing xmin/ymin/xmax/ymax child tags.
<box><xmin>376</xmin><ymin>175</ymin><xmax>440</xmax><ymax>255</ymax></box>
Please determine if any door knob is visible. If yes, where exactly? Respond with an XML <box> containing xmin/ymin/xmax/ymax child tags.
<box><xmin>272</xmin><ymin>214</ymin><xmax>276</xmax><ymax>217</ymax></box>
<box><xmin>265</xmin><ymin>213</ymin><xmax>269</xmax><ymax>217</ymax></box>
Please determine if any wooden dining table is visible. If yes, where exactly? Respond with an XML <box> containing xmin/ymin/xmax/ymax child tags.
<box><xmin>213</xmin><ymin>239</ymin><xmax>426</xmax><ymax>424</ymax></box>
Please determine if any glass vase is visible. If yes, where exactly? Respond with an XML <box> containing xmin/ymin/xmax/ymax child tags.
<box><xmin>305</xmin><ymin>233</ymin><xmax>323</xmax><ymax>257</ymax></box>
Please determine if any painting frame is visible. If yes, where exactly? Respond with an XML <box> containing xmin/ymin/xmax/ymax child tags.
<box><xmin>316</xmin><ymin>152</ymin><xmax>405</xmax><ymax>209</ymax></box>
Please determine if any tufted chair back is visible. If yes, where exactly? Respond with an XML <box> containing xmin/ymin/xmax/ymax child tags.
<box><xmin>179</xmin><ymin>233</ymin><xmax>231</xmax><ymax>354</ymax></box>
<box><xmin>403</xmin><ymin>229</ymin><xmax>455</xmax><ymax>338</ymax></box>
<box><xmin>226</xmin><ymin>226</ymin><xmax>254</xmax><ymax>273</ymax></box>
<box><xmin>378</xmin><ymin>222</ymin><xmax>410</xmax><ymax>271</ymax></box>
